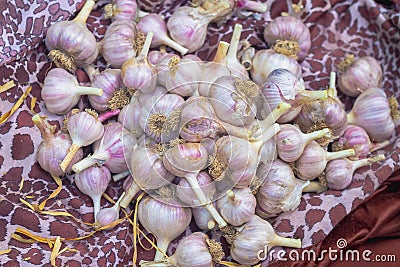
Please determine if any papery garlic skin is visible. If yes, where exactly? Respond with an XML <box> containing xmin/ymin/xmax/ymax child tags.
<box><xmin>41</xmin><ymin>68</ymin><xmax>103</xmax><ymax>115</ymax></box>
<box><xmin>166</xmin><ymin>57</ymin><xmax>202</xmax><ymax>97</ymax></box>
<box><xmin>263</xmin><ymin>16</ymin><xmax>311</xmax><ymax>61</ymax></box>
<box><xmin>347</xmin><ymin>88</ymin><xmax>395</xmax><ymax>142</ymax></box>
<box><xmin>338</xmin><ymin>56</ymin><xmax>382</xmax><ymax>97</ymax></box>
<box><xmin>138</xmin><ymin>197</ymin><xmax>192</xmax><ymax>260</ymax></box>
<box><xmin>45</xmin><ymin>0</ymin><xmax>98</xmax><ymax>71</ymax></box>
<box><xmin>88</xmin><ymin>69</ymin><xmax>124</xmax><ymax>112</ymax></box>
<box><xmin>251</xmin><ymin>49</ymin><xmax>302</xmax><ymax>87</ymax></box>
<box><xmin>130</xmin><ymin>145</ymin><xmax>175</xmax><ymax>190</ymax></box>
<box><xmin>256</xmin><ymin>159</ymin><xmax>309</xmax><ymax>218</ymax></box>
<box><xmin>231</xmin><ymin>215</ymin><xmax>301</xmax><ymax>265</ymax></box>
<box><xmin>217</xmin><ymin>187</ymin><xmax>256</xmax><ymax>226</ymax></box>
<box><xmin>100</xmin><ymin>20</ymin><xmax>139</xmax><ymax>68</ymax></box>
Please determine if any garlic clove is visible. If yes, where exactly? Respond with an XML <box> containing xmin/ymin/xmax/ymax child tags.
<box><xmin>96</xmin><ymin>192</ymin><xmax>125</xmax><ymax>229</ymax></box>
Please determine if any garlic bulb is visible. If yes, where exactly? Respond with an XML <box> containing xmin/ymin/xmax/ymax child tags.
<box><xmin>100</xmin><ymin>20</ymin><xmax>139</xmax><ymax>68</ymax></box>
<box><xmin>59</xmin><ymin>110</ymin><xmax>105</xmax><ymax>172</ymax></box>
<box><xmin>96</xmin><ymin>193</ymin><xmax>124</xmax><ymax>229</ymax></box>
<box><xmin>138</xmin><ymin>196</ymin><xmax>192</xmax><ymax>260</ymax></box>
<box><xmin>74</xmin><ymin>166</ymin><xmax>112</xmax><ymax>222</ymax></box>
<box><xmin>347</xmin><ymin>87</ymin><xmax>398</xmax><ymax>142</ymax></box>
<box><xmin>85</xmin><ymin>67</ymin><xmax>125</xmax><ymax>112</ymax></box>
<box><xmin>118</xmin><ymin>95</ymin><xmax>144</xmax><ymax>138</ymax></box>
<box><xmin>165</xmin><ymin>55</ymin><xmax>202</xmax><ymax>97</ymax></box>
<box><xmin>333</xmin><ymin>125</ymin><xmax>389</xmax><ymax>160</ymax></box>
<box><xmin>217</xmin><ymin>187</ymin><xmax>256</xmax><ymax>226</ymax></box>
<box><xmin>256</xmin><ymin>159</ymin><xmax>309</xmax><ymax>218</ymax></box>
<box><xmin>263</xmin><ymin>16</ymin><xmax>311</xmax><ymax>61</ymax></box>
<box><xmin>33</xmin><ymin>114</ymin><xmax>83</xmax><ymax>176</ymax></box>
<box><xmin>103</xmin><ymin>0</ymin><xmax>138</xmax><ymax>22</ymax></box>
<box><xmin>251</xmin><ymin>49</ymin><xmax>301</xmax><ymax>87</ymax></box>
<box><xmin>121</xmin><ymin>32</ymin><xmax>157</xmax><ymax>93</ymax></box>
<box><xmin>192</xmin><ymin>207</ymin><xmax>216</xmax><ymax>231</ymax></box>
<box><xmin>45</xmin><ymin>0</ymin><xmax>98</xmax><ymax>71</ymax></box>
<box><xmin>231</xmin><ymin>215</ymin><xmax>301</xmax><ymax>265</ymax></box>
<box><xmin>138</xmin><ymin>14</ymin><xmax>189</xmax><ymax>55</ymax></box>
<box><xmin>337</xmin><ymin>55</ymin><xmax>382</xmax><ymax>97</ymax></box>
<box><xmin>295</xmin><ymin>141</ymin><xmax>355</xmax><ymax>181</ymax></box>
<box><xmin>209</xmin><ymin>75</ymin><xmax>259</xmax><ymax>127</ymax></box>
<box><xmin>41</xmin><ymin>68</ymin><xmax>103</xmax><ymax>115</ymax></box>
<box><xmin>72</xmin><ymin>122</ymin><xmax>137</xmax><ymax>173</ymax></box>
<box><xmin>325</xmin><ymin>155</ymin><xmax>385</xmax><ymax>190</ymax></box>
<box><xmin>261</xmin><ymin>68</ymin><xmax>328</xmax><ymax>123</ymax></box>
<box><xmin>129</xmin><ymin>144</ymin><xmax>175</xmax><ymax>191</ymax></box>
<box><xmin>176</xmin><ymin>171</ymin><xmax>216</xmax><ymax>207</ymax></box>
<box><xmin>156</xmin><ymin>54</ymin><xmax>181</xmax><ymax>88</ymax></box>
<box><xmin>163</xmin><ymin>143</ymin><xmax>227</xmax><ymax>229</ymax></box>
<box><xmin>276</xmin><ymin>124</ymin><xmax>331</xmax><ymax>162</ymax></box>
<box><xmin>139</xmin><ymin>93</ymin><xmax>185</xmax><ymax>142</ymax></box>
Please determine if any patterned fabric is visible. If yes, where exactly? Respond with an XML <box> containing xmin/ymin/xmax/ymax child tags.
<box><xmin>0</xmin><ymin>0</ymin><xmax>399</xmax><ymax>266</ymax></box>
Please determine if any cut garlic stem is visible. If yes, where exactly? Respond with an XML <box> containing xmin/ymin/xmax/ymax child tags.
<box><xmin>120</xmin><ymin>180</ymin><xmax>141</xmax><ymax>209</ymax></box>
<box><xmin>239</xmin><ymin>0</ymin><xmax>268</xmax><ymax>13</ymax></box>
<box><xmin>226</xmin><ymin>24</ymin><xmax>242</xmax><ymax>61</ymax></box>
<box><xmin>303</xmin><ymin>128</ymin><xmax>331</xmax><ymax>144</ymax></box>
<box><xmin>213</xmin><ymin>41</ymin><xmax>230</xmax><ymax>63</ymax></box>
<box><xmin>261</xmin><ymin>123</ymin><xmax>281</xmax><ymax>143</ymax></box>
<box><xmin>154</xmin><ymin>238</ymin><xmax>170</xmax><ymax>261</ymax></box>
<box><xmin>259</xmin><ymin>102</ymin><xmax>291</xmax><ymax>133</ymax></box>
<box><xmin>298</xmin><ymin>89</ymin><xmax>328</xmax><ymax>101</ymax></box>
<box><xmin>185</xmin><ymin>173</ymin><xmax>227</xmax><ymax>228</ymax></box>
<box><xmin>78</xmin><ymin>86</ymin><xmax>103</xmax><ymax>96</ymax></box>
<box><xmin>72</xmin><ymin>157</ymin><xmax>97</xmax><ymax>173</ymax></box>
<box><xmin>161</xmin><ymin>36</ymin><xmax>188</xmax><ymax>55</ymax></box>
<box><xmin>302</xmin><ymin>181</ymin><xmax>327</xmax><ymax>193</ymax></box>
<box><xmin>219</xmin><ymin>120</ymin><xmax>252</xmax><ymax>139</ymax></box>
<box><xmin>92</xmin><ymin>195</ymin><xmax>101</xmax><ymax>223</ymax></box>
<box><xmin>139</xmin><ymin>32</ymin><xmax>154</xmax><ymax>59</ymax></box>
<box><xmin>370</xmin><ymin>140</ymin><xmax>390</xmax><ymax>152</ymax></box>
<box><xmin>227</xmin><ymin>190</ymin><xmax>236</xmax><ymax>203</ymax></box>
<box><xmin>329</xmin><ymin>72</ymin><xmax>337</xmax><ymax>97</ymax></box>
<box><xmin>138</xmin><ymin>10</ymin><xmax>150</xmax><ymax>19</ymax></box>
<box><xmin>113</xmin><ymin>170</ymin><xmax>131</xmax><ymax>182</ymax></box>
<box><xmin>352</xmin><ymin>154</ymin><xmax>385</xmax><ymax>170</ymax></box>
<box><xmin>207</xmin><ymin>220</ymin><xmax>215</xmax><ymax>230</ymax></box>
<box><xmin>73</xmin><ymin>0</ymin><xmax>95</xmax><ymax>24</ymax></box>
<box><xmin>59</xmin><ymin>143</ymin><xmax>81</xmax><ymax>172</ymax></box>
<box><xmin>271</xmin><ymin>234</ymin><xmax>302</xmax><ymax>249</ymax></box>
<box><xmin>326</xmin><ymin>148</ymin><xmax>355</xmax><ymax>161</ymax></box>
<box><xmin>241</xmin><ymin>47</ymin><xmax>255</xmax><ymax>70</ymax></box>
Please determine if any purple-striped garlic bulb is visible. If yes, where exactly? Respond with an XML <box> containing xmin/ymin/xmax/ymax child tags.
<box><xmin>59</xmin><ymin>110</ymin><xmax>104</xmax><ymax>172</ymax></box>
<box><xmin>295</xmin><ymin>141</ymin><xmax>355</xmax><ymax>181</ymax></box>
<box><xmin>45</xmin><ymin>0</ymin><xmax>98</xmax><ymax>71</ymax></box>
<box><xmin>192</xmin><ymin>207</ymin><xmax>216</xmax><ymax>231</ymax></box>
<box><xmin>100</xmin><ymin>20</ymin><xmax>139</xmax><ymax>68</ymax></box>
<box><xmin>74</xmin><ymin>166</ymin><xmax>112</xmax><ymax>222</ymax></box>
<box><xmin>263</xmin><ymin>16</ymin><xmax>311</xmax><ymax>61</ymax></box>
<box><xmin>72</xmin><ymin>122</ymin><xmax>137</xmax><ymax>174</ymax></box>
<box><xmin>255</xmin><ymin>159</ymin><xmax>310</xmax><ymax>218</ymax></box>
<box><xmin>103</xmin><ymin>0</ymin><xmax>138</xmax><ymax>22</ymax></box>
<box><xmin>121</xmin><ymin>32</ymin><xmax>157</xmax><ymax>93</ymax></box>
<box><xmin>325</xmin><ymin>154</ymin><xmax>385</xmax><ymax>190</ymax></box>
<box><xmin>231</xmin><ymin>215</ymin><xmax>301</xmax><ymax>265</ymax></box>
<box><xmin>138</xmin><ymin>14</ymin><xmax>188</xmax><ymax>55</ymax></box>
<box><xmin>217</xmin><ymin>187</ymin><xmax>256</xmax><ymax>226</ymax></box>
<box><xmin>138</xmin><ymin>196</ymin><xmax>192</xmax><ymax>261</ymax></box>
<box><xmin>41</xmin><ymin>68</ymin><xmax>103</xmax><ymax>115</ymax></box>
<box><xmin>337</xmin><ymin>55</ymin><xmax>382</xmax><ymax>97</ymax></box>
<box><xmin>118</xmin><ymin>94</ymin><xmax>144</xmax><ymax>138</ymax></box>
<box><xmin>333</xmin><ymin>125</ymin><xmax>389</xmax><ymax>160</ymax></box>
<box><xmin>347</xmin><ymin>87</ymin><xmax>398</xmax><ymax>142</ymax></box>
<box><xmin>32</xmin><ymin>114</ymin><xmax>83</xmax><ymax>176</ymax></box>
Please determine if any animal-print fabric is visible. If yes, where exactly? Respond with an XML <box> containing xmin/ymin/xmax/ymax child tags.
<box><xmin>0</xmin><ymin>0</ymin><xmax>400</xmax><ymax>266</ymax></box>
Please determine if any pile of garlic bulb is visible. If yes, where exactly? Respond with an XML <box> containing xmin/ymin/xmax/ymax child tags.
<box><xmin>32</xmin><ymin>0</ymin><xmax>396</xmax><ymax>265</ymax></box>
